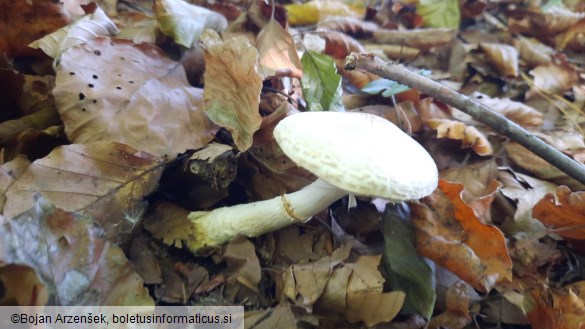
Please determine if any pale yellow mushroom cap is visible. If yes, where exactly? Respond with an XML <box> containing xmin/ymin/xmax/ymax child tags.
<box><xmin>273</xmin><ymin>111</ymin><xmax>438</xmax><ymax>201</ymax></box>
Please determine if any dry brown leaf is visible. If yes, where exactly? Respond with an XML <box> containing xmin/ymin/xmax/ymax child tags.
<box><xmin>505</xmin><ymin>142</ymin><xmax>585</xmax><ymax>191</ymax></box>
<box><xmin>373</xmin><ymin>28</ymin><xmax>456</xmax><ymax>50</ymax></box>
<box><xmin>0</xmin><ymin>196</ymin><xmax>153</xmax><ymax>305</ymax></box>
<box><xmin>427</xmin><ymin>119</ymin><xmax>493</xmax><ymax>156</ymax></box>
<box><xmin>529</xmin><ymin>61</ymin><xmax>579</xmax><ymax>95</ymax></box>
<box><xmin>317</xmin><ymin>17</ymin><xmax>378</xmax><ymax>37</ymax></box>
<box><xmin>537</xmin><ymin>7</ymin><xmax>585</xmax><ymax>35</ymax></box>
<box><xmin>472</xmin><ymin>92</ymin><xmax>543</xmax><ymax>128</ymax></box>
<box><xmin>513</xmin><ymin>37</ymin><xmax>554</xmax><ymax>67</ymax></box>
<box><xmin>532</xmin><ymin>186</ymin><xmax>585</xmax><ymax>240</ymax></box>
<box><xmin>142</xmin><ymin>201</ymin><xmax>194</xmax><ymax>249</ymax></box>
<box><xmin>256</xmin><ymin>19</ymin><xmax>303</xmax><ymax>79</ymax></box>
<box><xmin>4</xmin><ymin>142</ymin><xmax>163</xmax><ymax>244</ymax></box>
<box><xmin>335</xmin><ymin>58</ymin><xmax>379</xmax><ymax>89</ymax></box>
<box><xmin>321</xmin><ymin>30</ymin><xmax>365</xmax><ymax>59</ymax></box>
<box><xmin>0</xmin><ymin>0</ymin><xmax>71</xmax><ymax>57</ymax></box>
<box><xmin>200</xmin><ymin>29</ymin><xmax>263</xmax><ymax>152</ymax></box>
<box><xmin>221</xmin><ymin>236</ymin><xmax>262</xmax><ymax>295</ymax></box>
<box><xmin>428</xmin><ymin>281</ymin><xmax>472</xmax><ymax>329</ymax></box>
<box><xmin>411</xmin><ymin>180</ymin><xmax>513</xmax><ymax>292</ymax></box>
<box><xmin>244</xmin><ymin>303</ymin><xmax>298</xmax><ymax>329</ymax></box>
<box><xmin>556</xmin><ymin>18</ymin><xmax>585</xmax><ymax>51</ymax></box>
<box><xmin>479</xmin><ymin>43</ymin><xmax>519</xmax><ymax>78</ymax></box>
<box><xmin>350</xmin><ymin>103</ymin><xmax>423</xmax><ymax>133</ymax></box>
<box><xmin>54</xmin><ymin>37</ymin><xmax>217</xmax><ymax>158</ymax></box>
<box><xmin>527</xmin><ymin>283</ymin><xmax>585</xmax><ymax>329</ymax></box>
<box><xmin>0</xmin><ymin>264</ymin><xmax>48</xmax><ymax>306</ymax></box>
<box><xmin>363</xmin><ymin>43</ymin><xmax>421</xmax><ymax>61</ymax></box>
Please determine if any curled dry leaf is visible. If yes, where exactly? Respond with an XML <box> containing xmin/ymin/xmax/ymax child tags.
<box><xmin>411</xmin><ymin>180</ymin><xmax>513</xmax><ymax>292</ymax></box>
<box><xmin>0</xmin><ymin>0</ymin><xmax>71</xmax><ymax>57</ymax></box>
<box><xmin>54</xmin><ymin>37</ymin><xmax>217</xmax><ymax>158</ymax></box>
<box><xmin>29</xmin><ymin>5</ymin><xmax>118</xmax><ymax>60</ymax></box>
<box><xmin>0</xmin><ymin>196</ymin><xmax>153</xmax><ymax>305</ymax></box>
<box><xmin>373</xmin><ymin>28</ymin><xmax>456</xmax><ymax>50</ymax></box>
<box><xmin>427</xmin><ymin>119</ymin><xmax>493</xmax><ymax>156</ymax></box>
<box><xmin>529</xmin><ymin>61</ymin><xmax>579</xmax><ymax>95</ymax></box>
<box><xmin>479</xmin><ymin>43</ymin><xmax>519</xmax><ymax>78</ymax></box>
<box><xmin>256</xmin><ymin>19</ymin><xmax>303</xmax><ymax>79</ymax></box>
<box><xmin>532</xmin><ymin>186</ymin><xmax>585</xmax><ymax>240</ymax></box>
<box><xmin>154</xmin><ymin>0</ymin><xmax>227</xmax><ymax>48</ymax></box>
<box><xmin>317</xmin><ymin>17</ymin><xmax>378</xmax><ymax>37</ymax></box>
<box><xmin>471</xmin><ymin>92</ymin><xmax>543</xmax><ymax>128</ymax></box>
<box><xmin>200</xmin><ymin>29</ymin><xmax>263</xmax><ymax>152</ymax></box>
<box><xmin>363</xmin><ymin>43</ymin><xmax>421</xmax><ymax>61</ymax></box>
<box><xmin>4</xmin><ymin>142</ymin><xmax>163</xmax><ymax>244</ymax></box>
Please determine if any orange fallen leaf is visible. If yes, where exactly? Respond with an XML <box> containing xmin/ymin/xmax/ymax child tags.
<box><xmin>532</xmin><ymin>186</ymin><xmax>585</xmax><ymax>240</ymax></box>
<box><xmin>411</xmin><ymin>180</ymin><xmax>513</xmax><ymax>292</ymax></box>
<box><xmin>428</xmin><ymin>281</ymin><xmax>472</xmax><ymax>329</ymax></box>
<box><xmin>527</xmin><ymin>283</ymin><xmax>585</xmax><ymax>329</ymax></box>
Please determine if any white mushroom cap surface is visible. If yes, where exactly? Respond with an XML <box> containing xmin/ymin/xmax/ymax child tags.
<box><xmin>273</xmin><ymin>111</ymin><xmax>438</xmax><ymax>201</ymax></box>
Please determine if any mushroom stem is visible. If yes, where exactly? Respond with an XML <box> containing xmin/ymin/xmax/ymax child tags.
<box><xmin>187</xmin><ymin>178</ymin><xmax>347</xmax><ymax>252</ymax></box>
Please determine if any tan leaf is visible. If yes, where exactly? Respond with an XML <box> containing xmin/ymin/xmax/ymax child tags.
<box><xmin>363</xmin><ymin>43</ymin><xmax>421</xmax><ymax>61</ymax></box>
<box><xmin>257</xmin><ymin>19</ymin><xmax>303</xmax><ymax>79</ymax></box>
<box><xmin>472</xmin><ymin>92</ymin><xmax>543</xmax><ymax>128</ymax></box>
<box><xmin>427</xmin><ymin>119</ymin><xmax>493</xmax><ymax>156</ymax></box>
<box><xmin>335</xmin><ymin>58</ymin><xmax>379</xmax><ymax>89</ymax></box>
<box><xmin>0</xmin><ymin>155</ymin><xmax>30</xmax><ymax>212</ymax></box>
<box><xmin>200</xmin><ymin>29</ymin><xmax>263</xmax><ymax>152</ymax></box>
<box><xmin>54</xmin><ymin>37</ymin><xmax>217</xmax><ymax>158</ymax></box>
<box><xmin>4</xmin><ymin>142</ymin><xmax>163</xmax><ymax>244</ymax></box>
<box><xmin>479</xmin><ymin>43</ymin><xmax>519</xmax><ymax>78</ymax></box>
<box><xmin>346</xmin><ymin>255</ymin><xmax>385</xmax><ymax>296</ymax></box>
<box><xmin>513</xmin><ymin>37</ymin><xmax>554</xmax><ymax>67</ymax></box>
<box><xmin>538</xmin><ymin>7</ymin><xmax>585</xmax><ymax>35</ymax></box>
<box><xmin>373</xmin><ymin>28</ymin><xmax>456</xmax><ymax>50</ymax></box>
<box><xmin>345</xmin><ymin>291</ymin><xmax>405</xmax><ymax>327</ymax></box>
<box><xmin>529</xmin><ymin>61</ymin><xmax>579</xmax><ymax>95</ymax></box>
<box><xmin>244</xmin><ymin>303</ymin><xmax>298</xmax><ymax>329</ymax></box>
<box><xmin>221</xmin><ymin>236</ymin><xmax>262</xmax><ymax>293</ymax></box>
<box><xmin>428</xmin><ymin>281</ymin><xmax>472</xmax><ymax>329</ymax></box>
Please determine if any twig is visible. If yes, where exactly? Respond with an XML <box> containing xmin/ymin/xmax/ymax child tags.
<box><xmin>344</xmin><ymin>53</ymin><xmax>585</xmax><ymax>186</ymax></box>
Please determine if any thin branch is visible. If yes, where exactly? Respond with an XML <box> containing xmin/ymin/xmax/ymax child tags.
<box><xmin>344</xmin><ymin>52</ymin><xmax>585</xmax><ymax>186</ymax></box>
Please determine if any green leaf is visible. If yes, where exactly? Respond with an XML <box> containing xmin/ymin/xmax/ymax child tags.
<box><xmin>381</xmin><ymin>204</ymin><xmax>436</xmax><ymax>319</ymax></box>
<box><xmin>362</xmin><ymin>70</ymin><xmax>431</xmax><ymax>97</ymax></box>
<box><xmin>154</xmin><ymin>0</ymin><xmax>227</xmax><ymax>48</ymax></box>
<box><xmin>362</xmin><ymin>79</ymin><xmax>410</xmax><ymax>97</ymax></box>
<box><xmin>417</xmin><ymin>0</ymin><xmax>460</xmax><ymax>29</ymax></box>
<box><xmin>300</xmin><ymin>51</ymin><xmax>344</xmax><ymax>112</ymax></box>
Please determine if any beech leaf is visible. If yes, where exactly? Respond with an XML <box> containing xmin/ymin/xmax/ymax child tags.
<box><xmin>29</xmin><ymin>5</ymin><xmax>118</xmax><ymax>63</ymax></box>
<box><xmin>200</xmin><ymin>29</ymin><xmax>263</xmax><ymax>151</ymax></box>
<box><xmin>301</xmin><ymin>50</ymin><xmax>343</xmax><ymax>112</ymax></box>
<box><xmin>533</xmin><ymin>186</ymin><xmax>585</xmax><ymax>240</ymax></box>
<box><xmin>0</xmin><ymin>196</ymin><xmax>153</xmax><ymax>305</ymax></box>
<box><xmin>154</xmin><ymin>0</ymin><xmax>227</xmax><ymax>48</ymax></box>
<box><xmin>256</xmin><ymin>19</ymin><xmax>303</xmax><ymax>79</ymax></box>
<box><xmin>3</xmin><ymin>142</ymin><xmax>163</xmax><ymax>244</ymax></box>
<box><xmin>53</xmin><ymin>37</ymin><xmax>216</xmax><ymax>158</ymax></box>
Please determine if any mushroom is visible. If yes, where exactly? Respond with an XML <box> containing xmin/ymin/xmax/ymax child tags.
<box><xmin>186</xmin><ymin>111</ymin><xmax>438</xmax><ymax>253</ymax></box>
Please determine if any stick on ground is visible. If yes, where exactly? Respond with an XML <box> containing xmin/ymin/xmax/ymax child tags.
<box><xmin>344</xmin><ymin>52</ymin><xmax>585</xmax><ymax>186</ymax></box>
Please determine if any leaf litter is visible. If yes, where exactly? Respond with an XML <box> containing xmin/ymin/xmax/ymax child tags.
<box><xmin>1</xmin><ymin>0</ymin><xmax>585</xmax><ymax>327</ymax></box>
